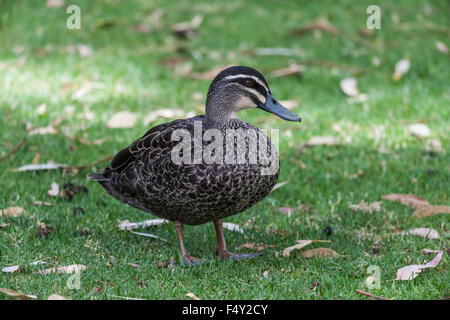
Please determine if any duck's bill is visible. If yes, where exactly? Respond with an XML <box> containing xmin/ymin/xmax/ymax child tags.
<box><xmin>257</xmin><ymin>94</ymin><xmax>302</xmax><ymax>122</ymax></box>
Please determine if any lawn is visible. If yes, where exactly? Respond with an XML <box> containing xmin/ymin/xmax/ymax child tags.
<box><xmin>0</xmin><ymin>0</ymin><xmax>448</xmax><ymax>300</ymax></box>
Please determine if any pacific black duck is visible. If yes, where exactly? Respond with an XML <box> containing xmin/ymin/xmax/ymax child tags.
<box><xmin>89</xmin><ymin>66</ymin><xmax>301</xmax><ymax>265</ymax></box>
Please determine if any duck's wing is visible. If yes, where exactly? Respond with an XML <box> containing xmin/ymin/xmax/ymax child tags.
<box><xmin>110</xmin><ymin>116</ymin><xmax>200</xmax><ymax>172</ymax></box>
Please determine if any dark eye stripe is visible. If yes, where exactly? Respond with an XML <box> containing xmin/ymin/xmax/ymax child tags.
<box><xmin>232</xmin><ymin>78</ymin><xmax>268</xmax><ymax>98</ymax></box>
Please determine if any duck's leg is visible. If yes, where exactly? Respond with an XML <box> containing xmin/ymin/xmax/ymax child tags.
<box><xmin>213</xmin><ymin>219</ymin><xmax>263</xmax><ymax>261</ymax></box>
<box><xmin>173</xmin><ymin>220</ymin><xmax>201</xmax><ymax>266</ymax></box>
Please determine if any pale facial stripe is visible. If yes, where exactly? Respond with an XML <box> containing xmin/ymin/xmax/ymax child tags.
<box><xmin>223</xmin><ymin>74</ymin><xmax>269</xmax><ymax>93</ymax></box>
<box><xmin>242</xmin><ymin>86</ymin><xmax>266</xmax><ymax>104</ymax></box>
<box><xmin>222</xmin><ymin>82</ymin><xmax>267</xmax><ymax>104</ymax></box>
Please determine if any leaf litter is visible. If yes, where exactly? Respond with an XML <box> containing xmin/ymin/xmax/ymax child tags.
<box><xmin>395</xmin><ymin>251</ymin><xmax>443</xmax><ymax>280</ymax></box>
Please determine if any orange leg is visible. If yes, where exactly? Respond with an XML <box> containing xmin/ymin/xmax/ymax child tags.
<box><xmin>213</xmin><ymin>219</ymin><xmax>263</xmax><ymax>260</ymax></box>
<box><xmin>174</xmin><ymin>220</ymin><xmax>201</xmax><ymax>266</ymax></box>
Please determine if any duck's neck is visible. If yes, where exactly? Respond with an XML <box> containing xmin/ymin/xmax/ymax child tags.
<box><xmin>204</xmin><ymin>91</ymin><xmax>237</xmax><ymax>129</ymax></box>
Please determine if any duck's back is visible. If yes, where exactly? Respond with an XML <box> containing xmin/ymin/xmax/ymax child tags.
<box><xmin>90</xmin><ymin>116</ymin><xmax>279</xmax><ymax>225</ymax></box>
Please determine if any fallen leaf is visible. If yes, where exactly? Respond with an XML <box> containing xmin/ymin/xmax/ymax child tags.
<box><xmin>107</xmin><ymin>111</ymin><xmax>137</xmax><ymax>129</ymax></box>
<box><xmin>47</xmin><ymin>182</ymin><xmax>60</xmax><ymax>197</ymax></box>
<box><xmin>340</xmin><ymin>77</ymin><xmax>359</xmax><ymax>97</ymax></box>
<box><xmin>36</xmin><ymin>222</ymin><xmax>54</xmax><ymax>239</ymax></box>
<box><xmin>28</xmin><ymin>115</ymin><xmax>65</xmax><ymax>136</ymax></box>
<box><xmin>237</xmin><ymin>243</ymin><xmax>275</xmax><ymax>251</ymax></box>
<box><xmin>38</xmin><ymin>264</ymin><xmax>86</xmax><ymax>275</ymax></box>
<box><xmin>278</xmin><ymin>207</ymin><xmax>294</xmax><ymax>216</ymax></box>
<box><xmin>0</xmin><ymin>223</ymin><xmax>9</xmax><ymax>228</ymax></box>
<box><xmin>127</xmin><ymin>262</ymin><xmax>140</xmax><ymax>268</ymax></box>
<box><xmin>77</xmin><ymin>44</ymin><xmax>93</xmax><ymax>57</ymax></box>
<box><xmin>349</xmin><ymin>201</ymin><xmax>382</xmax><ymax>213</ymax></box>
<box><xmin>400</xmin><ymin>228</ymin><xmax>440</xmax><ymax>239</ymax></box>
<box><xmin>270</xmin><ymin>63</ymin><xmax>304</xmax><ymax>77</ymax></box>
<box><xmin>291</xmin><ymin>19</ymin><xmax>338</xmax><ymax>36</ymax></box>
<box><xmin>425</xmin><ymin>139</ymin><xmax>442</xmax><ymax>153</ymax></box>
<box><xmin>32</xmin><ymin>200</ymin><xmax>54</xmax><ymax>207</ymax></box>
<box><xmin>412</xmin><ymin>205</ymin><xmax>450</xmax><ymax>219</ymax></box>
<box><xmin>395</xmin><ymin>251</ymin><xmax>442</xmax><ymax>280</ymax></box>
<box><xmin>0</xmin><ymin>206</ymin><xmax>26</xmax><ymax>217</ymax></box>
<box><xmin>435</xmin><ymin>41</ymin><xmax>448</xmax><ymax>55</ymax></box>
<box><xmin>300</xmin><ymin>248</ymin><xmax>340</xmax><ymax>259</ymax></box>
<box><xmin>222</xmin><ymin>222</ymin><xmax>243</xmax><ymax>233</ymax></box>
<box><xmin>309</xmin><ymin>136</ymin><xmax>342</xmax><ymax>146</ymax></box>
<box><xmin>0</xmin><ymin>288</ymin><xmax>37</xmax><ymax>300</ymax></box>
<box><xmin>393</xmin><ymin>59</ymin><xmax>411</xmax><ymax>80</ymax></box>
<box><xmin>2</xmin><ymin>265</ymin><xmax>23</xmax><ymax>273</ymax></box>
<box><xmin>172</xmin><ymin>14</ymin><xmax>203</xmax><ymax>39</ymax></box>
<box><xmin>107</xmin><ymin>294</ymin><xmax>144</xmax><ymax>300</ymax></box>
<box><xmin>46</xmin><ymin>0</ymin><xmax>64</xmax><ymax>8</ymax></box>
<box><xmin>381</xmin><ymin>194</ymin><xmax>430</xmax><ymax>209</ymax></box>
<box><xmin>408</xmin><ymin>123</ymin><xmax>431</xmax><ymax>138</ymax></box>
<box><xmin>70</xmin><ymin>82</ymin><xmax>105</xmax><ymax>100</ymax></box>
<box><xmin>186</xmin><ymin>292</ymin><xmax>200</xmax><ymax>300</ymax></box>
<box><xmin>118</xmin><ymin>219</ymin><xmax>167</xmax><ymax>231</ymax></box>
<box><xmin>129</xmin><ymin>230</ymin><xmax>168</xmax><ymax>242</ymax></box>
<box><xmin>420</xmin><ymin>248</ymin><xmax>443</xmax><ymax>255</ymax></box>
<box><xmin>48</xmin><ymin>293</ymin><xmax>68</xmax><ymax>300</ymax></box>
<box><xmin>10</xmin><ymin>162</ymin><xmax>66</xmax><ymax>172</ymax></box>
<box><xmin>271</xmin><ymin>181</ymin><xmax>289</xmax><ymax>192</ymax></box>
<box><xmin>143</xmin><ymin>108</ymin><xmax>192</xmax><ymax>126</ymax></box>
<box><xmin>282</xmin><ymin>240</ymin><xmax>313</xmax><ymax>257</ymax></box>
<box><xmin>37</xmin><ymin>103</ymin><xmax>46</xmax><ymax>115</ymax></box>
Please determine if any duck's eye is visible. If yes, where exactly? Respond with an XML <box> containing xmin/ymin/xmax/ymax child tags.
<box><xmin>244</xmin><ymin>79</ymin><xmax>255</xmax><ymax>88</ymax></box>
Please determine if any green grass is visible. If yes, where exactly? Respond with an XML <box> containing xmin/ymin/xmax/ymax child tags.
<box><xmin>0</xmin><ymin>0</ymin><xmax>449</xmax><ymax>300</ymax></box>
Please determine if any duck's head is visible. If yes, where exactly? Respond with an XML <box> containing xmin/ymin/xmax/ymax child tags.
<box><xmin>205</xmin><ymin>66</ymin><xmax>301</xmax><ymax>126</ymax></box>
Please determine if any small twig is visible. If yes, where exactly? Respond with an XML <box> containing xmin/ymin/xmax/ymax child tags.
<box><xmin>0</xmin><ymin>138</ymin><xmax>26</xmax><ymax>162</ymax></box>
<box><xmin>355</xmin><ymin>289</ymin><xmax>390</xmax><ymax>300</ymax></box>
<box><xmin>65</xmin><ymin>155</ymin><xmax>113</xmax><ymax>170</ymax></box>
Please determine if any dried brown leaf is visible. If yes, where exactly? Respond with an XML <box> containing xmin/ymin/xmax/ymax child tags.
<box><xmin>412</xmin><ymin>205</ymin><xmax>450</xmax><ymax>219</ymax></box>
<box><xmin>36</xmin><ymin>222</ymin><xmax>54</xmax><ymax>239</ymax></box>
<box><xmin>282</xmin><ymin>240</ymin><xmax>313</xmax><ymax>257</ymax></box>
<box><xmin>238</xmin><ymin>243</ymin><xmax>275</xmax><ymax>251</ymax></box>
<box><xmin>222</xmin><ymin>222</ymin><xmax>243</xmax><ymax>233</ymax></box>
<box><xmin>340</xmin><ymin>77</ymin><xmax>359</xmax><ymax>97</ymax></box>
<box><xmin>435</xmin><ymin>41</ymin><xmax>448</xmax><ymax>55</ymax></box>
<box><xmin>186</xmin><ymin>292</ymin><xmax>200</xmax><ymax>300</ymax></box>
<box><xmin>0</xmin><ymin>288</ymin><xmax>37</xmax><ymax>300</ymax></box>
<box><xmin>395</xmin><ymin>251</ymin><xmax>442</xmax><ymax>280</ymax></box>
<box><xmin>299</xmin><ymin>248</ymin><xmax>340</xmax><ymax>259</ymax></box>
<box><xmin>118</xmin><ymin>219</ymin><xmax>168</xmax><ymax>231</ymax></box>
<box><xmin>47</xmin><ymin>182</ymin><xmax>60</xmax><ymax>197</ymax></box>
<box><xmin>48</xmin><ymin>293</ymin><xmax>68</xmax><ymax>300</ymax></box>
<box><xmin>393</xmin><ymin>59</ymin><xmax>410</xmax><ymax>80</ymax></box>
<box><xmin>381</xmin><ymin>194</ymin><xmax>430</xmax><ymax>209</ymax></box>
<box><xmin>129</xmin><ymin>230</ymin><xmax>168</xmax><ymax>242</ymax></box>
<box><xmin>46</xmin><ymin>0</ymin><xmax>64</xmax><ymax>8</ymax></box>
<box><xmin>400</xmin><ymin>228</ymin><xmax>440</xmax><ymax>239</ymax></box>
<box><xmin>349</xmin><ymin>200</ymin><xmax>382</xmax><ymax>213</ymax></box>
<box><xmin>32</xmin><ymin>200</ymin><xmax>54</xmax><ymax>207</ymax></box>
<box><xmin>2</xmin><ymin>265</ymin><xmax>23</xmax><ymax>273</ymax></box>
<box><xmin>271</xmin><ymin>181</ymin><xmax>289</xmax><ymax>192</ymax></box>
<box><xmin>270</xmin><ymin>63</ymin><xmax>304</xmax><ymax>77</ymax></box>
<box><xmin>0</xmin><ymin>206</ymin><xmax>26</xmax><ymax>217</ymax></box>
<box><xmin>106</xmin><ymin>111</ymin><xmax>137</xmax><ymax>129</ymax></box>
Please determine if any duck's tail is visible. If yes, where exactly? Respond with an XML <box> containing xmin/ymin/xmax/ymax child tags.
<box><xmin>87</xmin><ymin>171</ymin><xmax>110</xmax><ymax>182</ymax></box>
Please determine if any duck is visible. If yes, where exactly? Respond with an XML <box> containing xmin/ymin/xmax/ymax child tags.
<box><xmin>88</xmin><ymin>66</ymin><xmax>301</xmax><ymax>265</ymax></box>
